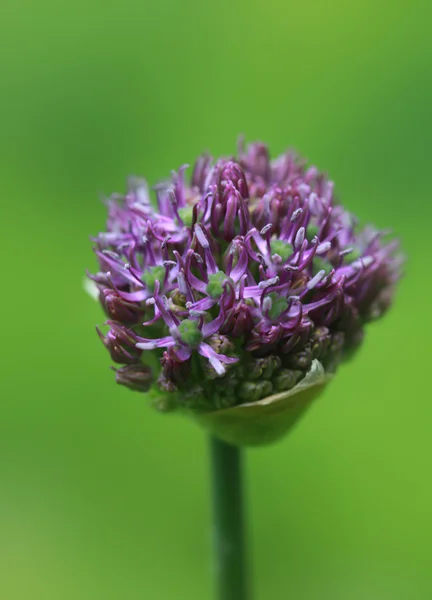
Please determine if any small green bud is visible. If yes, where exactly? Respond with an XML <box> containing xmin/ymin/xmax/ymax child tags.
<box><xmin>169</xmin><ymin>288</ymin><xmax>187</xmax><ymax>312</ymax></box>
<box><xmin>249</xmin><ymin>355</ymin><xmax>281</xmax><ymax>380</ymax></box>
<box><xmin>260</xmin><ymin>380</ymin><xmax>273</xmax><ymax>398</ymax></box>
<box><xmin>344</xmin><ymin>247</ymin><xmax>362</xmax><ymax>264</ymax></box>
<box><xmin>311</xmin><ymin>326</ymin><xmax>331</xmax><ymax>359</ymax></box>
<box><xmin>330</xmin><ymin>331</ymin><xmax>345</xmax><ymax>354</ymax></box>
<box><xmin>322</xmin><ymin>332</ymin><xmax>346</xmax><ymax>373</ymax></box>
<box><xmin>237</xmin><ymin>382</ymin><xmax>258</xmax><ymax>401</ymax></box>
<box><xmin>153</xmin><ymin>390</ymin><xmax>179</xmax><ymax>412</ymax></box>
<box><xmin>206</xmin><ymin>271</ymin><xmax>232</xmax><ymax>299</ymax></box>
<box><xmin>312</xmin><ymin>257</ymin><xmax>333</xmax><ymax>276</ymax></box>
<box><xmin>285</xmin><ymin>345</ymin><xmax>313</xmax><ymax>370</ymax></box>
<box><xmin>178</xmin><ymin>207</ymin><xmax>194</xmax><ymax>227</ymax></box>
<box><xmin>142</xmin><ymin>265</ymin><xmax>165</xmax><ymax>291</ymax></box>
<box><xmin>238</xmin><ymin>380</ymin><xmax>273</xmax><ymax>402</ymax></box>
<box><xmin>307</xmin><ymin>224</ymin><xmax>320</xmax><ymax>241</ymax></box>
<box><xmin>270</xmin><ymin>240</ymin><xmax>293</xmax><ymax>261</ymax></box>
<box><xmin>249</xmin><ymin>359</ymin><xmax>264</xmax><ymax>380</ymax></box>
<box><xmin>178</xmin><ymin>319</ymin><xmax>203</xmax><ymax>347</ymax></box>
<box><xmin>209</xmin><ymin>365</ymin><xmax>243</xmax><ymax>394</ymax></box>
<box><xmin>274</xmin><ymin>369</ymin><xmax>303</xmax><ymax>392</ymax></box>
<box><xmin>180</xmin><ymin>385</ymin><xmax>208</xmax><ymax>410</ymax></box>
<box><xmin>268</xmin><ymin>292</ymin><xmax>288</xmax><ymax>320</ymax></box>
<box><xmin>212</xmin><ymin>392</ymin><xmax>238</xmax><ymax>411</ymax></box>
<box><xmin>208</xmin><ymin>334</ymin><xmax>234</xmax><ymax>356</ymax></box>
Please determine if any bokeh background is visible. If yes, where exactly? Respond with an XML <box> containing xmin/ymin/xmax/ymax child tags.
<box><xmin>1</xmin><ymin>0</ymin><xmax>431</xmax><ymax>598</ymax></box>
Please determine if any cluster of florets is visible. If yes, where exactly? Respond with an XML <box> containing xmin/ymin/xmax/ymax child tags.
<box><xmin>89</xmin><ymin>140</ymin><xmax>401</xmax><ymax>411</ymax></box>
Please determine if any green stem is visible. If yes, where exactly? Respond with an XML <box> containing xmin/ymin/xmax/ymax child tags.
<box><xmin>209</xmin><ymin>436</ymin><xmax>250</xmax><ymax>600</ymax></box>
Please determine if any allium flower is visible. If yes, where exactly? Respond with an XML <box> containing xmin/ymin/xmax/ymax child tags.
<box><xmin>88</xmin><ymin>140</ymin><xmax>402</xmax><ymax>445</ymax></box>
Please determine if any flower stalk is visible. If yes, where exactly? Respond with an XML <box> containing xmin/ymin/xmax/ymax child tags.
<box><xmin>210</xmin><ymin>436</ymin><xmax>249</xmax><ymax>600</ymax></box>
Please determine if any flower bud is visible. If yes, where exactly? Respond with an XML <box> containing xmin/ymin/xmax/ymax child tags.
<box><xmin>208</xmin><ymin>334</ymin><xmax>235</xmax><ymax>356</ymax></box>
<box><xmin>160</xmin><ymin>350</ymin><xmax>191</xmax><ymax>387</ymax></box>
<box><xmin>221</xmin><ymin>303</ymin><xmax>254</xmax><ymax>338</ymax></box>
<box><xmin>206</xmin><ymin>271</ymin><xmax>233</xmax><ymax>299</ymax></box>
<box><xmin>97</xmin><ymin>323</ymin><xmax>142</xmax><ymax>364</ymax></box>
<box><xmin>114</xmin><ymin>364</ymin><xmax>152</xmax><ymax>392</ymax></box>
<box><xmin>240</xmin><ymin>142</ymin><xmax>271</xmax><ymax>182</ymax></box>
<box><xmin>177</xmin><ymin>319</ymin><xmax>203</xmax><ymax>348</ymax></box>
<box><xmin>274</xmin><ymin>369</ymin><xmax>303</xmax><ymax>392</ymax></box>
<box><xmin>238</xmin><ymin>380</ymin><xmax>273</xmax><ymax>402</ymax></box>
<box><xmin>322</xmin><ymin>332</ymin><xmax>346</xmax><ymax>372</ymax></box>
<box><xmin>142</xmin><ymin>266</ymin><xmax>165</xmax><ymax>292</ymax></box>
<box><xmin>270</xmin><ymin>240</ymin><xmax>293</xmax><ymax>262</ymax></box>
<box><xmin>285</xmin><ymin>345</ymin><xmax>313</xmax><ymax>371</ymax></box>
<box><xmin>100</xmin><ymin>289</ymin><xmax>142</xmax><ymax>324</ymax></box>
<box><xmin>220</xmin><ymin>161</ymin><xmax>249</xmax><ymax>199</ymax></box>
<box><xmin>249</xmin><ymin>356</ymin><xmax>281</xmax><ymax>380</ymax></box>
<box><xmin>310</xmin><ymin>327</ymin><xmax>331</xmax><ymax>360</ymax></box>
<box><xmin>168</xmin><ymin>288</ymin><xmax>188</xmax><ymax>311</ymax></box>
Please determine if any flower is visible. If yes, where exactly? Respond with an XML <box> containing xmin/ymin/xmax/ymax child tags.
<box><xmin>88</xmin><ymin>139</ymin><xmax>402</xmax><ymax>444</ymax></box>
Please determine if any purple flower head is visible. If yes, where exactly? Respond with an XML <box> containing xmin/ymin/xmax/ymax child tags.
<box><xmin>88</xmin><ymin>140</ymin><xmax>402</xmax><ymax>415</ymax></box>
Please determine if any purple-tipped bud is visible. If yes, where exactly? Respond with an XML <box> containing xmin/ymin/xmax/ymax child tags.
<box><xmin>221</xmin><ymin>303</ymin><xmax>255</xmax><ymax>338</ymax></box>
<box><xmin>100</xmin><ymin>289</ymin><xmax>142</xmax><ymax>324</ymax></box>
<box><xmin>114</xmin><ymin>364</ymin><xmax>152</xmax><ymax>393</ymax></box>
<box><xmin>97</xmin><ymin>323</ymin><xmax>142</xmax><ymax>364</ymax></box>
<box><xmin>160</xmin><ymin>349</ymin><xmax>191</xmax><ymax>388</ymax></box>
<box><xmin>219</xmin><ymin>161</ymin><xmax>249</xmax><ymax>199</ymax></box>
<box><xmin>240</xmin><ymin>141</ymin><xmax>271</xmax><ymax>182</ymax></box>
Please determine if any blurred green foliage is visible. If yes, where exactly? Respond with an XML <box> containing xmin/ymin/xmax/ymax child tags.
<box><xmin>1</xmin><ymin>0</ymin><xmax>431</xmax><ymax>598</ymax></box>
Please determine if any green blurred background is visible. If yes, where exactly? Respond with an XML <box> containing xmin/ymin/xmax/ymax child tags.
<box><xmin>1</xmin><ymin>0</ymin><xmax>431</xmax><ymax>598</ymax></box>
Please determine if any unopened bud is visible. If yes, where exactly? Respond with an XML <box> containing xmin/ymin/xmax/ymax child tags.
<box><xmin>101</xmin><ymin>289</ymin><xmax>142</xmax><ymax>324</ymax></box>
<box><xmin>206</xmin><ymin>271</ymin><xmax>233</xmax><ymax>299</ymax></box>
<box><xmin>238</xmin><ymin>380</ymin><xmax>273</xmax><ymax>402</ymax></box>
<box><xmin>285</xmin><ymin>344</ymin><xmax>313</xmax><ymax>370</ymax></box>
<box><xmin>270</xmin><ymin>240</ymin><xmax>293</xmax><ymax>262</ymax></box>
<box><xmin>169</xmin><ymin>288</ymin><xmax>188</xmax><ymax>311</ymax></box>
<box><xmin>310</xmin><ymin>327</ymin><xmax>331</xmax><ymax>360</ymax></box>
<box><xmin>97</xmin><ymin>324</ymin><xmax>141</xmax><ymax>364</ymax></box>
<box><xmin>114</xmin><ymin>364</ymin><xmax>152</xmax><ymax>392</ymax></box>
<box><xmin>249</xmin><ymin>356</ymin><xmax>282</xmax><ymax>380</ymax></box>
<box><xmin>178</xmin><ymin>319</ymin><xmax>203</xmax><ymax>348</ymax></box>
<box><xmin>274</xmin><ymin>369</ymin><xmax>303</xmax><ymax>392</ymax></box>
<box><xmin>208</xmin><ymin>334</ymin><xmax>235</xmax><ymax>356</ymax></box>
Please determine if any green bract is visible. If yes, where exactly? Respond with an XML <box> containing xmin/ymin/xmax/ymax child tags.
<box><xmin>193</xmin><ymin>360</ymin><xmax>331</xmax><ymax>446</ymax></box>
